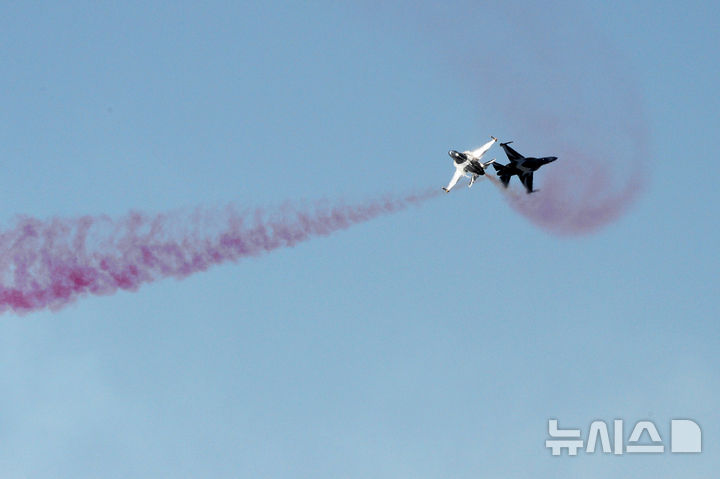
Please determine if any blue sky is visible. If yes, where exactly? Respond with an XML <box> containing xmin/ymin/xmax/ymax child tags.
<box><xmin>0</xmin><ymin>1</ymin><xmax>718</xmax><ymax>477</ymax></box>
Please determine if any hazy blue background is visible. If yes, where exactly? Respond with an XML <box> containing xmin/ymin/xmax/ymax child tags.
<box><xmin>0</xmin><ymin>1</ymin><xmax>718</xmax><ymax>477</ymax></box>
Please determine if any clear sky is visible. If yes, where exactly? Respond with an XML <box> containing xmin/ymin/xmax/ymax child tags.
<box><xmin>0</xmin><ymin>1</ymin><xmax>718</xmax><ymax>478</ymax></box>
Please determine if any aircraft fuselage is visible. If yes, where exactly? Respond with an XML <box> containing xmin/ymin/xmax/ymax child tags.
<box><xmin>512</xmin><ymin>156</ymin><xmax>558</xmax><ymax>173</ymax></box>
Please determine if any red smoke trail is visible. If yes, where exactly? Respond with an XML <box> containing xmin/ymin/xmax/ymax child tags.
<box><xmin>0</xmin><ymin>189</ymin><xmax>438</xmax><ymax>314</ymax></box>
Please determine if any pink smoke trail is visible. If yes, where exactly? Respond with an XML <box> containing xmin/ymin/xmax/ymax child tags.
<box><xmin>0</xmin><ymin>189</ymin><xmax>438</xmax><ymax>314</ymax></box>
<box><xmin>486</xmin><ymin>149</ymin><xmax>644</xmax><ymax>235</ymax></box>
<box><xmin>402</xmin><ymin>2</ymin><xmax>651</xmax><ymax>235</ymax></box>
<box><xmin>480</xmin><ymin>32</ymin><xmax>650</xmax><ymax>236</ymax></box>
<box><xmin>483</xmin><ymin>12</ymin><xmax>650</xmax><ymax>235</ymax></box>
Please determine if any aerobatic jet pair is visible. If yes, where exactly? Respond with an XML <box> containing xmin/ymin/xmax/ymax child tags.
<box><xmin>443</xmin><ymin>137</ymin><xmax>557</xmax><ymax>194</ymax></box>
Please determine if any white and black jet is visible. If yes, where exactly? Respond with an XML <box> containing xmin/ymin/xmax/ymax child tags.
<box><xmin>442</xmin><ymin>136</ymin><xmax>497</xmax><ymax>193</ymax></box>
<box><xmin>492</xmin><ymin>141</ymin><xmax>557</xmax><ymax>194</ymax></box>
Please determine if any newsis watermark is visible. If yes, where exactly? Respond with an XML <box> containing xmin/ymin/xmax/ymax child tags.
<box><xmin>546</xmin><ymin>419</ymin><xmax>702</xmax><ymax>456</ymax></box>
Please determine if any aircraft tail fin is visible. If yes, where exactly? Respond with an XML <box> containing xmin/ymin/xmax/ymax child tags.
<box><xmin>492</xmin><ymin>162</ymin><xmax>512</xmax><ymax>188</ymax></box>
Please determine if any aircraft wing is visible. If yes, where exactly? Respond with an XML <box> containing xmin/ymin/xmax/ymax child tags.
<box><xmin>500</xmin><ymin>143</ymin><xmax>524</xmax><ymax>163</ymax></box>
<box><xmin>467</xmin><ymin>138</ymin><xmax>497</xmax><ymax>160</ymax></box>
<box><xmin>518</xmin><ymin>171</ymin><xmax>534</xmax><ymax>193</ymax></box>
<box><xmin>444</xmin><ymin>169</ymin><xmax>464</xmax><ymax>192</ymax></box>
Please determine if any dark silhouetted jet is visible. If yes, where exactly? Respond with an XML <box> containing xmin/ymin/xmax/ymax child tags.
<box><xmin>492</xmin><ymin>141</ymin><xmax>557</xmax><ymax>194</ymax></box>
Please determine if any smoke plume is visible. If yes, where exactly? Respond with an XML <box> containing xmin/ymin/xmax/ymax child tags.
<box><xmin>423</xmin><ymin>2</ymin><xmax>650</xmax><ymax>235</ymax></box>
<box><xmin>0</xmin><ymin>190</ymin><xmax>437</xmax><ymax>314</ymax></box>
<box><xmin>485</xmin><ymin>151</ymin><xmax>643</xmax><ymax>235</ymax></box>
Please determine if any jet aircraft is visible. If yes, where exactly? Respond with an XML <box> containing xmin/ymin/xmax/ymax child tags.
<box><xmin>442</xmin><ymin>136</ymin><xmax>497</xmax><ymax>193</ymax></box>
<box><xmin>492</xmin><ymin>141</ymin><xmax>557</xmax><ymax>193</ymax></box>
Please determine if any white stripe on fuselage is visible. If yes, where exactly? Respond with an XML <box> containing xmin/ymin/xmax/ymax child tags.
<box><xmin>515</xmin><ymin>159</ymin><xmax>532</xmax><ymax>173</ymax></box>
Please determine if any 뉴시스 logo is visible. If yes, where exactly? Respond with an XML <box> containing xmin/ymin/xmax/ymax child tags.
<box><xmin>546</xmin><ymin>419</ymin><xmax>702</xmax><ymax>456</ymax></box>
